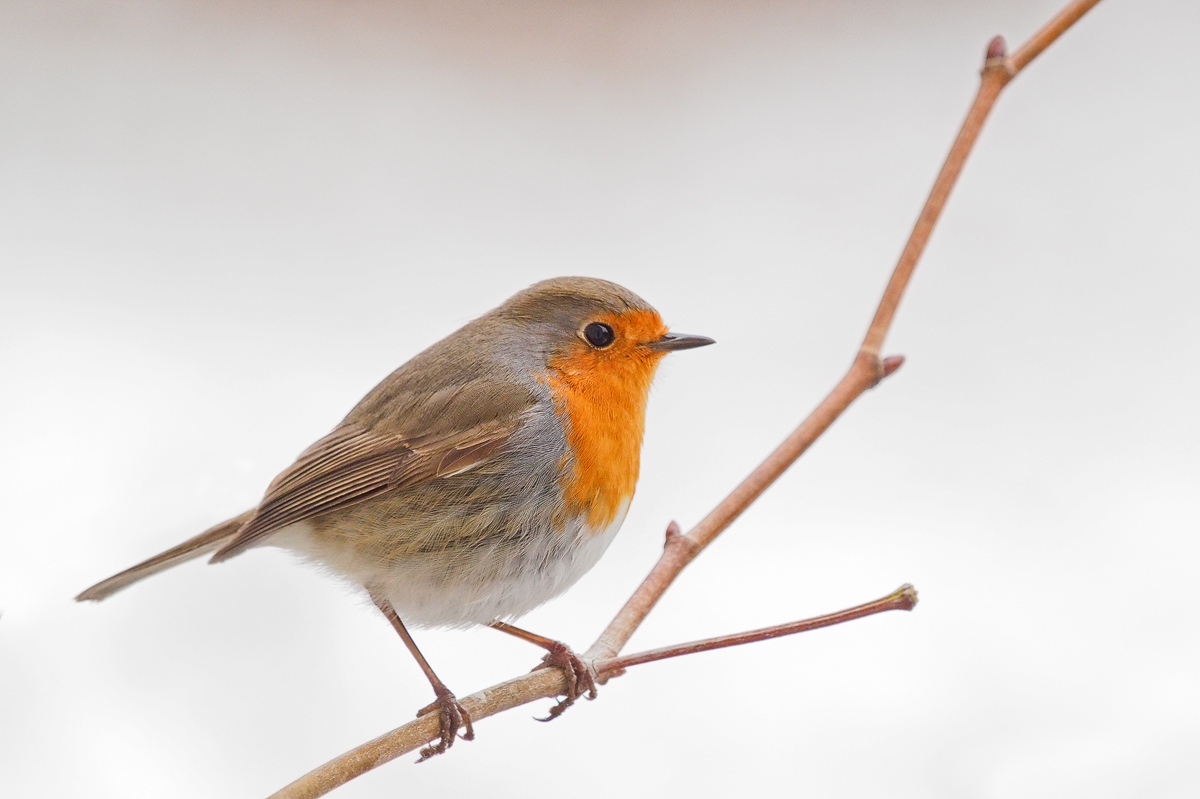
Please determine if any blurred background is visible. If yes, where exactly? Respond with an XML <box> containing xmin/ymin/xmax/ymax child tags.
<box><xmin>2</xmin><ymin>1</ymin><xmax>1197</xmax><ymax>797</ymax></box>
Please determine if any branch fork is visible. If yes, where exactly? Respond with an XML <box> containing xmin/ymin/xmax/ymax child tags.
<box><xmin>268</xmin><ymin>2</ymin><xmax>1104</xmax><ymax>796</ymax></box>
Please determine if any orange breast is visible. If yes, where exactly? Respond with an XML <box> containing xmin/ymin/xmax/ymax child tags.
<box><xmin>546</xmin><ymin>309</ymin><xmax>667</xmax><ymax>531</ymax></box>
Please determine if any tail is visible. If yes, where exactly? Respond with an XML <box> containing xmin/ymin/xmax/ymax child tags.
<box><xmin>75</xmin><ymin>510</ymin><xmax>254</xmax><ymax>602</ymax></box>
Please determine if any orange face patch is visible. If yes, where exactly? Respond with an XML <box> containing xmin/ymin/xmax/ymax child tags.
<box><xmin>546</xmin><ymin>309</ymin><xmax>669</xmax><ymax>531</ymax></box>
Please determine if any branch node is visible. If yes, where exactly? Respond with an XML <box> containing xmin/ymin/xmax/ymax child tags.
<box><xmin>663</xmin><ymin>519</ymin><xmax>701</xmax><ymax>557</ymax></box>
<box><xmin>881</xmin><ymin>355</ymin><xmax>905</xmax><ymax>379</ymax></box>
<box><xmin>982</xmin><ymin>38</ymin><xmax>1017</xmax><ymax>80</ymax></box>
<box><xmin>663</xmin><ymin>519</ymin><xmax>682</xmax><ymax>547</ymax></box>
<box><xmin>861</xmin><ymin>351</ymin><xmax>904</xmax><ymax>389</ymax></box>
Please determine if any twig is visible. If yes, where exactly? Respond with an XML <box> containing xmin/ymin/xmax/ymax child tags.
<box><xmin>267</xmin><ymin>2</ymin><xmax>1103</xmax><ymax>796</ymax></box>
<box><xmin>586</xmin><ymin>0</ymin><xmax>1103</xmax><ymax>665</ymax></box>
<box><xmin>594</xmin><ymin>585</ymin><xmax>918</xmax><ymax>674</ymax></box>
<box><xmin>267</xmin><ymin>586</ymin><xmax>915</xmax><ymax>799</ymax></box>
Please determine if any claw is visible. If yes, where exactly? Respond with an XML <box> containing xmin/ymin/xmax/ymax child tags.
<box><xmin>415</xmin><ymin>686</ymin><xmax>474</xmax><ymax>762</ymax></box>
<box><xmin>533</xmin><ymin>642</ymin><xmax>598</xmax><ymax>722</ymax></box>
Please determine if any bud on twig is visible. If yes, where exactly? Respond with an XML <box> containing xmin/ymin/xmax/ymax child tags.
<box><xmin>882</xmin><ymin>355</ymin><xmax>906</xmax><ymax>378</ymax></box>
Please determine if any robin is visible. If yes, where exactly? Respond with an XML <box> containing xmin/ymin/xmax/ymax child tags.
<box><xmin>77</xmin><ymin>276</ymin><xmax>713</xmax><ymax>759</ymax></box>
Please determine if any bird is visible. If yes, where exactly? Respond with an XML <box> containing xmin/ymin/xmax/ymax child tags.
<box><xmin>76</xmin><ymin>276</ymin><xmax>713</xmax><ymax>759</ymax></box>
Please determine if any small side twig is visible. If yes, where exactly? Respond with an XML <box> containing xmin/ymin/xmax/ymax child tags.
<box><xmin>267</xmin><ymin>2</ymin><xmax>1103</xmax><ymax>796</ymax></box>
<box><xmin>595</xmin><ymin>585</ymin><xmax>918</xmax><ymax>675</ymax></box>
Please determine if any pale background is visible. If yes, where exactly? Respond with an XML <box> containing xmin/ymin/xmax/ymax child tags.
<box><xmin>2</xmin><ymin>1</ymin><xmax>1197</xmax><ymax>797</ymax></box>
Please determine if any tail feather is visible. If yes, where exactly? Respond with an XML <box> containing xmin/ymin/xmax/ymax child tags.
<box><xmin>75</xmin><ymin>511</ymin><xmax>254</xmax><ymax>602</ymax></box>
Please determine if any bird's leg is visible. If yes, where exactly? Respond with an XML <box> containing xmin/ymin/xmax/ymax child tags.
<box><xmin>488</xmin><ymin>621</ymin><xmax>598</xmax><ymax>721</ymax></box>
<box><xmin>372</xmin><ymin>595</ymin><xmax>474</xmax><ymax>761</ymax></box>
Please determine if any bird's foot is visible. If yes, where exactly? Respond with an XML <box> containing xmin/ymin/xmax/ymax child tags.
<box><xmin>415</xmin><ymin>685</ymin><xmax>474</xmax><ymax>761</ymax></box>
<box><xmin>533</xmin><ymin>641</ymin><xmax>598</xmax><ymax>722</ymax></box>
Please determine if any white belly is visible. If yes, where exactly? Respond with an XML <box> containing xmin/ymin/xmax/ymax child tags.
<box><xmin>269</xmin><ymin>500</ymin><xmax>630</xmax><ymax>628</ymax></box>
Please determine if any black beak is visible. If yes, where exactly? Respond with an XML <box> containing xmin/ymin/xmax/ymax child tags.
<box><xmin>645</xmin><ymin>332</ymin><xmax>716</xmax><ymax>352</ymax></box>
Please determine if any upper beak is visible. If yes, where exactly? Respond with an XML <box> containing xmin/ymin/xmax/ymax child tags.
<box><xmin>644</xmin><ymin>332</ymin><xmax>716</xmax><ymax>352</ymax></box>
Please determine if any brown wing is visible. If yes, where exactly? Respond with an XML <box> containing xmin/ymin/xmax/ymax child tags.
<box><xmin>209</xmin><ymin>418</ymin><xmax>516</xmax><ymax>562</ymax></box>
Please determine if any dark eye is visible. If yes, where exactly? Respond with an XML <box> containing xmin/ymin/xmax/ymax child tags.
<box><xmin>583</xmin><ymin>322</ymin><xmax>615</xmax><ymax>348</ymax></box>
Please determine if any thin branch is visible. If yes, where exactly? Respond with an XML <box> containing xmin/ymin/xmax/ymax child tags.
<box><xmin>595</xmin><ymin>585</ymin><xmax>918</xmax><ymax>674</ymax></box>
<box><xmin>268</xmin><ymin>585</ymin><xmax>913</xmax><ymax>799</ymax></box>
<box><xmin>268</xmin><ymin>670</ymin><xmax>569</xmax><ymax>799</ymax></box>
<box><xmin>267</xmin><ymin>2</ymin><xmax>1103</xmax><ymax>796</ymax></box>
<box><xmin>1011</xmin><ymin>0</ymin><xmax>1104</xmax><ymax>72</ymax></box>
<box><xmin>585</xmin><ymin>0</ymin><xmax>1104</xmax><ymax>666</ymax></box>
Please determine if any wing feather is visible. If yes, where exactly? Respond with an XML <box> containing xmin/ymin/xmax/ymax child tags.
<box><xmin>210</xmin><ymin>418</ymin><xmax>519</xmax><ymax>562</ymax></box>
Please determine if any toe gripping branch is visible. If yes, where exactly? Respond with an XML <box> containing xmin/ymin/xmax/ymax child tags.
<box><xmin>536</xmin><ymin>642</ymin><xmax>599</xmax><ymax>722</ymax></box>
<box><xmin>416</xmin><ymin>686</ymin><xmax>475</xmax><ymax>762</ymax></box>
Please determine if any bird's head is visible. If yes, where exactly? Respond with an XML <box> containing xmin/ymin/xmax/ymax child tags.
<box><xmin>495</xmin><ymin>276</ymin><xmax>714</xmax><ymax>393</ymax></box>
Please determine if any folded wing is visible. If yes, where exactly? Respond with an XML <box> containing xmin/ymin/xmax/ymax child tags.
<box><xmin>210</xmin><ymin>418</ymin><xmax>517</xmax><ymax>562</ymax></box>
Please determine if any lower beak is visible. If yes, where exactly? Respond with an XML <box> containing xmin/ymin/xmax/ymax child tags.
<box><xmin>645</xmin><ymin>332</ymin><xmax>716</xmax><ymax>352</ymax></box>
